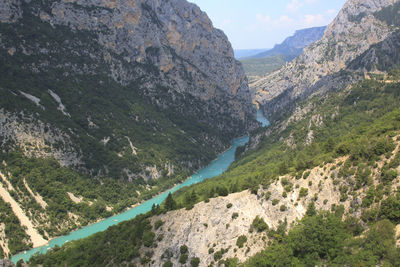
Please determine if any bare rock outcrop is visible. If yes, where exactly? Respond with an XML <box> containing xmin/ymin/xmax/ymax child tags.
<box><xmin>253</xmin><ymin>0</ymin><xmax>399</xmax><ymax>117</ymax></box>
<box><xmin>0</xmin><ymin>0</ymin><xmax>255</xmax><ymax>177</ymax></box>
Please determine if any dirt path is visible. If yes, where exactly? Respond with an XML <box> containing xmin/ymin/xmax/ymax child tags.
<box><xmin>0</xmin><ymin>182</ymin><xmax>47</xmax><ymax>247</ymax></box>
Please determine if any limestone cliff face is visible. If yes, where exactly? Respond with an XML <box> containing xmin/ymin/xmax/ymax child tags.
<box><xmin>0</xmin><ymin>0</ymin><xmax>254</xmax><ymax>178</ymax></box>
<box><xmin>250</xmin><ymin>26</ymin><xmax>326</xmax><ymax>59</ymax></box>
<box><xmin>146</xmin><ymin>157</ymin><xmax>363</xmax><ymax>266</ymax></box>
<box><xmin>35</xmin><ymin>0</ymin><xmax>250</xmax><ymax>103</ymax></box>
<box><xmin>253</xmin><ymin>0</ymin><xmax>398</xmax><ymax>117</ymax></box>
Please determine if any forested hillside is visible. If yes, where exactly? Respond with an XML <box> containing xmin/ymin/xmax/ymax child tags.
<box><xmin>4</xmin><ymin>0</ymin><xmax>400</xmax><ymax>266</ymax></box>
<box><xmin>28</xmin><ymin>68</ymin><xmax>400</xmax><ymax>266</ymax></box>
<box><xmin>0</xmin><ymin>0</ymin><xmax>255</xmax><ymax>256</ymax></box>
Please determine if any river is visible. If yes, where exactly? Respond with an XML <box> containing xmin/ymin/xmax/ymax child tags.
<box><xmin>11</xmin><ymin>110</ymin><xmax>269</xmax><ymax>264</ymax></box>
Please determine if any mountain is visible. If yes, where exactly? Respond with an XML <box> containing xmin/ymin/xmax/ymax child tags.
<box><xmin>0</xmin><ymin>0</ymin><xmax>255</xmax><ymax>257</ymax></box>
<box><xmin>29</xmin><ymin>71</ymin><xmax>400</xmax><ymax>266</ymax></box>
<box><xmin>26</xmin><ymin>0</ymin><xmax>400</xmax><ymax>266</ymax></box>
<box><xmin>240</xmin><ymin>26</ymin><xmax>326</xmax><ymax>83</ymax></box>
<box><xmin>0</xmin><ymin>0</ymin><xmax>255</xmax><ymax>178</ymax></box>
<box><xmin>233</xmin><ymin>49</ymin><xmax>268</xmax><ymax>59</ymax></box>
<box><xmin>240</xmin><ymin>55</ymin><xmax>288</xmax><ymax>83</ymax></box>
<box><xmin>253</xmin><ymin>0</ymin><xmax>400</xmax><ymax>119</ymax></box>
<box><xmin>250</xmin><ymin>26</ymin><xmax>327</xmax><ymax>59</ymax></box>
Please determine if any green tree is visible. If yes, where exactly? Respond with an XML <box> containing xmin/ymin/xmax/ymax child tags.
<box><xmin>190</xmin><ymin>257</ymin><xmax>200</xmax><ymax>267</ymax></box>
<box><xmin>305</xmin><ymin>202</ymin><xmax>317</xmax><ymax>217</ymax></box>
<box><xmin>379</xmin><ymin>196</ymin><xmax>400</xmax><ymax>223</ymax></box>
<box><xmin>364</xmin><ymin>220</ymin><xmax>396</xmax><ymax>259</ymax></box>
<box><xmin>164</xmin><ymin>193</ymin><xmax>177</xmax><ymax>211</ymax></box>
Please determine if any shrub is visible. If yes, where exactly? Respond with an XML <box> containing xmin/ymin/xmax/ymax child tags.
<box><xmin>162</xmin><ymin>260</ymin><xmax>173</xmax><ymax>267</ymax></box>
<box><xmin>154</xmin><ymin>219</ymin><xmax>164</xmax><ymax>230</ymax></box>
<box><xmin>214</xmin><ymin>248</ymin><xmax>227</xmax><ymax>261</ymax></box>
<box><xmin>299</xmin><ymin>188</ymin><xmax>308</xmax><ymax>198</ymax></box>
<box><xmin>303</xmin><ymin>171</ymin><xmax>311</xmax><ymax>179</ymax></box>
<box><xmin>232</xmin><ymin>212</ymin><xmax>239</xmax><ymax>220</ymax></box>
<box><xmin>381</xmin><ymin>168</ymin><xmax>398</xmax><ymax>183</ymax></box>
<box><xmin>190</xmin><ymin>257</ymin><xmax>200</xmax><ymax>267</ymax></box>
<box><xmin>379</xmin><ymin>196</ymin><xmax>400</xmax><ymax>223</ymax></box>
<box><xmin>180</xmin><ymin>245</ymin><xmax>188</xmax><ymax>254</ymax></box>
<box><xmin>362</xmin><ymin>186</ymin><xmax>375</xmax><ymax>208</ymax></box>
<box><xmin>143</xmin><ymin>231</ymin><xmax>155</xmax><ymax>247</ymax></box>
<box><xmin>179</xmin><ymin>253</ymin><xmax>188</xmax><ymax>264</ymax></box>
<box><xmin>272</xmin><ymin>199</ymin><xmax>279</xmax><ymax>206</ymax></box>
<box><xmin>217</xmin><ymin>186</ymin><xmax>229</xmax><ymax>196</ymax></box>
<box><xmin>251</xmin><ymin>216</ymin><xmax>269</xmax><ymax>232</ymax></box>
<box><xmin>236</xmin><ymin>235</ymin><xmax>248</xmax><ymax>248</ymax></box>
<box><xmin>280</xmin><ymin>205</ymin><xmax>287</xmax><ymax>212</ymax></box>
<box><xmin>226</xmin><ymin>203</ymin><xmax>233</xmax><ymax>209</ymax></box>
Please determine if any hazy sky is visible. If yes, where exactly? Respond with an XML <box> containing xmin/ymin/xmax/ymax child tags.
<box><xmin>187</xmin><ymin>0</ymin><xmax>347</xmax><ymax>49</ymax></box>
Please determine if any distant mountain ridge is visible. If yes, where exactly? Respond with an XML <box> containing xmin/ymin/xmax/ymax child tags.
<box><xmin>234</xmin><ymin>49</ymin><xmax>268</xmax><ymax>59</ymax></box>
<box><xmin>253</xmin><ymin>0</ymin><xmax>400</xmax><ymax>119</ymax></box>
<box><xmin>250</xmin><ymin>26</ymin><xmax>327</xmax><ymax>59</ymax></box>
<box><xmin>240</xmin><ymin>26</ymin><xmax>326</xmax><ymax>82</ymax></box>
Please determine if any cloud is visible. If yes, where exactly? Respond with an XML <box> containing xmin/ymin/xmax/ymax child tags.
<box><xmin>304</xmin><ymin>14</ymin><xmax>325</xmax><ymax>26</ymax></box>
<box><xmin>287</xmin><ymin>0</ymin><xmax>319</xmax><ymax>12</ymax></box>
<box><xmin>255</xmin><ymin>14</ymin><xmax>295</xmax><ymax>27</ymax></box>
<box><xmin>326</xmin><ymin>9</ymin><xmax>337</xmax><ymax>15</ymax></box>
<box><xmin>256</xmin><ymin>14</ymin><xmax>271</xmax><ymax>24</ymax></box>
<box><xmin>275</xmin><ymin>15</ymin><xmax>295</xmax><ymax>26</ymax></box>
<box><xmin>286</xmin><ymin>0</ymin><xmax>303</xmax><ymax>12</ymax></box>
<box><xmin>302</xmin><ymin>14</ymin><xmax>325</xmax><ymax>26</ymax></box>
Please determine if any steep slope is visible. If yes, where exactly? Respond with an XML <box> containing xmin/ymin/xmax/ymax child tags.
<box><xmin>0</xmin><ymin>0</ymin><xmax>255</xmax><ymax>255</ymax></box>
<box><xmin>28</xmin><ymin>69</ymin><xmax>400</xmax><ymax>267</ymax></box>
<box><xmin>240</xmin><ymin>55</ymin><xmax>287</xmax><ymax>83</ymax></box>
<box><xmin>24</xmin><ymin>0</ymin><xmax>400</xmax><ymax>264</ymax></box>
<box><xmin>250</xmin><ymin>26</ymin><xmax>326</xmax><ymax>59</ymax></box>
<box><xmin>241</xmin><ymin>26</ymin><xmax>326</xmax><ymax>85</ymax></box>
<box><xmin>253</xmin><ymin>0</ymin><xmax>399</xmax><ymax>118</ymax></box>
<box><xmin>0</xmin><ymin>0</ymin><xmax>255</xmax><ymax>179</ymax></box>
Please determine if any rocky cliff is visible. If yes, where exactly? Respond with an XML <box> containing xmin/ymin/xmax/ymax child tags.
<box><xmin>250</xmin><ymin>26</ymin><xmax>326</xmax><ymax>59</ymax></box>
<box><xmin>253</xmin><ymin>0</ymin><xmax>399</xmax><ymax>119</ymax></box>
<box><xmin>0</xmin><ymin>0</ymin><xmax>255</xmax><ymax>179</ymax></box>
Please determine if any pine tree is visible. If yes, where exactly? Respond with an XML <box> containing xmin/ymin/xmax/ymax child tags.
<box><xmin>164</xmin><ymin>193</ymin><xmax>176</xmax><ymax>211</ymax></box>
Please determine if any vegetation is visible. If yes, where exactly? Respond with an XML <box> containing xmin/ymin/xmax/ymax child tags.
<box><xmin>162</xmin><ymin>260</ymin><xmax>173</xmax><ymax>267</ymax></box>
<box><xmin>166</xmin><ymin>71</ymin><xmax>400</xmax><ymax>213</ymax></box>
<box><xmin>0</xmin><ymin>199</ymin><xmax>31</xmax><ymax>255</ymax></box>
<box><xmin>190</xmin><ymin>257</ymin><xmax>200</xmax><ymax>267</ymax></box>
<box><xmin>236</xmin><ymin>235</ymin><xmax>248</xmax><ymax>248</ymax></box>
<box><xmin>250</xmin><ymin>216</ymin><xmax>269</xmax><ymax>233</ymax></box>
<box><xmin>374</xmin><ymin>1</ymin><xmax>400</xmax><ymax>26</ymax></box>
<box><xmin>28</xmin><ymin>68</ymin><xmax>400</xmax><ymax>266</ymax></box>
<box><xmin>240</xmin><ymin>55</ymin><xmax>288</xmax><ymax>80</ymax></box>
<box><xmin>245</xmin><ymin>212</ymin><xmax>400</xmax><ymax>266</ymax></box>
<box><xmin>0</xmin><ymin>0</ymin><xmax>254</xmax><ymax>253</ymax></box>
<box><xmin>29</xmin><ymin>214</ymin><xmax>155</xmax><ymax>266</ymax></box>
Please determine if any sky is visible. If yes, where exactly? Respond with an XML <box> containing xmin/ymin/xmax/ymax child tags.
<box><xmin>187</xmin><ymin>0</ymin><xmax>347</xmax><ymax>49</ymax></box>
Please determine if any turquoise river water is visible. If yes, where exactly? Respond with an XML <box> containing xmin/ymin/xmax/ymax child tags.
<box><xmin>12</xmin><ymin>111</ymin><xmax>269</xmax><ymax>263</ymax></box>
